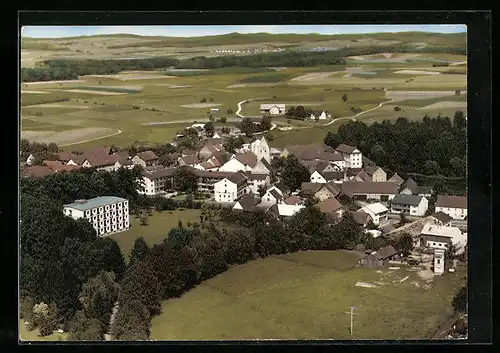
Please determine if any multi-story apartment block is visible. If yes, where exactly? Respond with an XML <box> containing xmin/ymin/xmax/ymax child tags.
<box><xmin>63</xmin><ymin>196</ymin><xmax>130</xmax><ymax>236</ymax></box>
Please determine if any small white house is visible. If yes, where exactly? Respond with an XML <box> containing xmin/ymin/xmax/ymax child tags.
<box><xmin>26</xmin><ymin>153</ymin><xmax>36</xmax><ymax>166</ymax></box>
<box><xmin>310</xmin><ymin>111</ymin><xmax>329</xmax><ymax>120</ymax></box>
<box><xmin>390</xmin><ymin>194</ymin><xmax>429</xmax><ymax>217</ymax></box>
<box><xmin>420</xmin><ymin>223</ymin><xmax>463</xmax><ymax>250</ymax></box>
<box><xmin>435</xmin><ymin>195</ymin><xmax>467</xmax><ymax>220</ymax></box>
<box><xmin>360</xmin><ymin>202</ymin><xmax>389</xmax><ymax>225</ymax></box>
<box><xmin>260</xmin><ymin>104</ymin><xmax>285</xmax><ymax>115</ymax></box>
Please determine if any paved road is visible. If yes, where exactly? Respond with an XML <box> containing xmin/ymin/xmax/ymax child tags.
<box><xmin>59</xmin><ymin>129</ymin><xmax>122</xmax><ymax>147</ymax></box>
<box><xmin>323</xmin><ymin>99</ymin><xmax>396</xmax><ymax>127</ymax></box>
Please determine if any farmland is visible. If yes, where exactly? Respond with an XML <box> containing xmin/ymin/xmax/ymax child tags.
<box><xmin>150</xmin><ymin>250</ymin><xmax>466</xmax><ymax>340</ymax></box>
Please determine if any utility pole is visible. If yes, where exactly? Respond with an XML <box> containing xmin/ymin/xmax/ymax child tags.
<box><xmin>345</xmin><ymin>306</ymin><xmax>358</xmax><ymax>336</ymax></box>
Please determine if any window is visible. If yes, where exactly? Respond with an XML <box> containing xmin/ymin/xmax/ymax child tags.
<box><xmin>433</xmin><ymin>242</ymin><xmax>436</xmax><ymax>246</ymax></box>
<box><xmin>68</xmin><ymin>210</ymin><xmax>72</xmax><ymax>216</ymax></box>
<box><xmin>437</xmin><ymin>259</ymin><xmax>441</xmax><ymax>264</ymax></box>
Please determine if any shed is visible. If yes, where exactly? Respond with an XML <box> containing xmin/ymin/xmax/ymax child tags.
<box><xmin>359</xmin><ymin>245</ymin><xmax>398</xmax><ymax>268</ymax></box>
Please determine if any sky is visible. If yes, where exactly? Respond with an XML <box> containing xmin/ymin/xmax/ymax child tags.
<box><xmin>21</xmin><ymin>25</ymin><xmax>466</xmax><ymax>38</ymax></box>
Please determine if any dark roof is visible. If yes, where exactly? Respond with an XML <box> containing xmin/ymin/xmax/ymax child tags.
<box><xmin>259</xmin><ymin>158</ymin><xmax>273</xmax><ymax>171</ymax></box>
<box><xmin>391</xmin><ymin>194</ymin><xmax>424</xmax><ymax>206</ymax></box>
<box><xmin>228</xmin><ymin>172</ymin><xmax>248</xmax><ymax>185</ymax></box>
<box><xmin>431</xmin><ymin>211</ymin><xmax>454</xmax><ymax>224</ymax></box>
<box><xmin>212</xmin><ymin>151</ymin><xmax>231</xmax><ymax>165</ymax></box>
<box><xmin>364</xmin><ymin>166</ymin><xmax>383</xmax><ymax>176</ymax></box>
<box><xmin>284</xmin><ymin>195</ymin><xmax>301</xmax><ymax>205</ymax></box>
<box><xmin>362</xmin><ymin>156</ymin><xmax>376</xmax><ymax>167</ymax></box>
<box><xmin>269</xmin><ymin>189</ymin><xmax>283</xmax><ymax>201</ymax></box>
<box><xmin>346</xmin><ymin>168</ymin><xmax>364</xmax><ymax>177</ymax></box>
<box><xmin>235</xmin><ymin>152</ymin><xmax>258</xmax><ymax>168</ymax></box>
<box><xmin>275</xmin><ymin>182</ymin><xmax>290</xmax><ymax>194</ymax></box>
<box><xmin>301</xmin><ymin>182</ymin><xmax>324</xmax><ymax>195</ymax></box>
<box><xmin>43</xmin><ymin>160</ymin><xmax>82</xmax><ymax>173</ymax></box>
<box><xmin>322</xmin><ymin>171</ymin><xmax>344</xmax><ymax>180</ymax></box>
<box><xmin>144</xmin><ymin>168</ymin><xmax>175</xmax><ymax>179</ymax></box>
<box><xmin>56</xmin><ymin>151</ymin><xmax>77</xmax><ymax>162</ymax></box>
<box><xmin>373</xmin><ymin>245</ymin><xmax>398</xmax><ymax>260</ymax></box>
<box><xmin>341</xmin><ymin>181</ymin><xmax>400</xmax><ymax>197</ymax></box>
<box><xmin>436</xmin><ymin>195</ymin><xmax>467</xmax><ymax>209</ymax></box>
<box><xmin>69</xmin><ymin>155</ymin><xmax>87</xmax><ymax>165</ymax></box>
<box><xmin>136</xmin><ymin>150</ymin><xmax>158</xmax><ymax>161</ymax></box>
<box><xmin>180</xmin><ymin>155</ymin><xmax>200</xmax><ymax>165</ymax></box>
<box><xmin>245</xmin><ymin>173</ymin><xmax>268</xmax><ymax>181</ymax></box>
<box><xmin>416</xmin><ymin>186</ymin><xmax>433</xmax><ymax>195</ymax></box>
<box><xmin>350</xmin><ymin>210</ymin><xmax>370</xmax><ymax>225</ymax></box>
<box><xmin>317</xmin><ymin>197</ymin><xmax>342</xmax><ymax>214</ymax></box>
<box><xmin>284</xmin><ymin>144</ymin><xmax>342</xmax><ymax>162</ymax></box>
<box><xmin>354</xmin><ymin>169</ymin><xmax>372</xmax><ymax>182</ymax></box>
<box><xmin>235</xmin><ymin>194</ymin><xmax>259</xmax><ymax>211</ymax></box>
<box><xmin>21</xmin><ymin>166</ymin><xmax>54</xmax><ymax>178</ymax></box>
<box><xmin>321</xmin><ymin>182</ymin><xmax>341</xmax><ymax>197</ymax></box>
<box><xmin>336</xmin><ymin>144</ymin><xmax>358</xmax><ymax>154</ymax></box>
<box><xmin>388</xmin><ymin>173</ymin><xmax>404</xmax><ymax>184</ymax></box>
<box><xmin>86</xmin><ymin>152</ymin><xmax>129</xmax><ymax>168</ymax></box>
<box><xmin>402</xmin><ymin>178</ymin><xmax>418</xmax><ymax>193</ymax></box>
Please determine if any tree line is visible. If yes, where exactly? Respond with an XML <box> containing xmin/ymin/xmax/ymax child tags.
<box><xmin>324</xmin><ymin>111</ymin><xmax>467</xmax><ymax>192</ymax></box>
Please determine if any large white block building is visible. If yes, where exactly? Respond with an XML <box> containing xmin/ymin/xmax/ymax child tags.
<box><xmin>390</xmin><ymin>194</ymin><xmax>429</xmax><ymax>217</ymax></box>
<box><xmin>214</xmin><ymin>172</ymin><xmax>248</xmax><ymax>203</ymax></box>
<box><xmin>63</xmin><ymin>196</ymin><xmax>130</xmax><ymax>237</ymax></box>
<box><xmin>335</xmin><ymin>144</ymin><xmax>362</xmax><ymax>169</ymax></box>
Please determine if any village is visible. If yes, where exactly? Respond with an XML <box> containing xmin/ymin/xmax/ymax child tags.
<box><xmin>21</xmin><ymin>114</ymin><xmax>468</xmax><ymax>280</ymax></box>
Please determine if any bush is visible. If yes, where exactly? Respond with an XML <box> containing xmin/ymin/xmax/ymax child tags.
<box><xmin>393</xmin><ymin>106</ymin><xmax>401</xmax><ymax>111</ymax></box>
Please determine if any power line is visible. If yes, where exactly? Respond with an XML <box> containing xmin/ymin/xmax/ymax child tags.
<box><xmin>344</xmin><ymin>306</ymin><xmax>358</xmax><ymax>336</ymax></box>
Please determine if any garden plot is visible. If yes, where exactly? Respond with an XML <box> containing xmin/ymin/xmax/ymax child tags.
<box><xmin>21</xmin><ymin>90</ymin><xmax>49</xmax><ymax>94</ymax></box>
<box><xmin>24</xmin><ymin>79</ymin><xmax>84</xmax><ymax>85</ymax></box>
<box><xmin>23</xmin><ymin>102</ymin><xmax>91</xmax><ymax>109</ymax></box>
<box><xmin>291</xmin><ymin>72</ymin><xmax>333</xmax><ymax>82</ymax></box>
<box><xmin>417</xmin><ymin>101</ymin><xmax>467</xmax><ymax>110</ymax></box>
<box><xmin>385</xmin><ymin>90</ymin><xmax>462</xmax><ymax>100</ymax></box>
<box><xmin>22</xmin><ymin>127</ymin><xmax>114</xmax><ymax>144</ymax></box>
<box><xmin>64</xmin><ymin>89</ymin><xmax>126</xmax><ymax>96</ymax></box>
<box><xmin>394</xmin><ymin>70</ymin><xmax>441</xmax><ymax>75</ymax></box>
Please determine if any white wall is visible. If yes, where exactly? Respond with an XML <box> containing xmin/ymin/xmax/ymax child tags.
<box><xmin>435</xmin><ymin>206</ymin><xmax>467</xmax><ymax>220</ymax></box>
<box><xmin>310</xmin><ymin>171</ymin><xmax>326</xmax><ymax>183</ymax></box>
<box><xmin>214</xmin><ymin>179</ymin><xmax>238</xmax><ymax>202</ymax></box>
<box><xmin>219</xmin><ymin>158</ymin><xmax>247</xmax><ymax>172</ymax></box>
<box><xmin>409</xmin><ymin>197</ymin><xmax>429</xmax><ymax>216</ymax></box>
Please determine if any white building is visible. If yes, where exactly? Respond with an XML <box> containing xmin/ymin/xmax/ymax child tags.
<box><xmin>310</xmin><ymin>111</ymin><xmax>329</xmax><ymax>120</ymax></box>
<box><xmin>335</xmin><ymin>144</ymin><xmax>362</xmax><ymax>169</ymax></box>
<box><xmin>361</xmin><ymin>202</ymin><xmax>389</xmax><ymax>225</ymax></box>
<box><xmin>434</xmin><ymin>248</ymin><xmax>445</xmax><ymax>275</ymax></box>
<box><xmin>435</xmin><ymin>195</ymin><xmax>467</xmax><ymax>220</ymax></box>
<box><xmin>63</xmin><ymin>196</ymin><xmax>130</xmax><ymax>237</ymax></box>
<box><xmin>268</xmin><ymin>203</ymin><xmax>305</xmax><ymax>217</ymax></box>
<box><xmin>260</xmin><ymin>104</ymin><xmax>285</xmax><ymax>115</ymax></box>
<box><xmin>138</xmin><ymin>168</ymin><xmax>174</xmax><ymax>196</ymax></box>
<box><xmin>310</xmin><ymin>170</ymin><xmax>344</xmax><ymax>184</ymax></box>
<box><xmin>250</xmin><ymin>136</ymin><xmax>271</xmax><ymax>163</ymax></box>
<box><xmin>390</xmin><ymin>194</ymin><xmax>429</xmax><ymax>217</ymax></box>
<box><xmin>219</xmin><ymin>152</ymin><xmax>257</xmax><ymax>173</ymax></box>
<box><xmin>246</xmin><ymin>174</ymin><xmax>270</xmax><ymax>195</ymax></box>
<box><xmin>214</xmin><ymin>172</ymin><xmax>248</xmax><ymax>203</ymax></box>
<box><xmin>420</xmin><ymin>223</ymin><xmax>464</xmax><ymax>250</ymax></box>
<box><xmin>26</xmin><ymin>154</ymin><xmax>35</xmax><ymax>165</ymax></box>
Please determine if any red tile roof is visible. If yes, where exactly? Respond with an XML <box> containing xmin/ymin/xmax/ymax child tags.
<box><xmin>316</xmin><ymin>197</ymin><xmax>342</xmax><ymax>214</ymax></box>
<box><xmin>341</xmin><ymin>181</ymin><xmax>400</xmax><ymax>197</ymax></box>
<box><xmin>136</xmin><ymin>150</ymin><xmax>158</xmax><ymax>161</ymax></box>
<box><xmin>436</xmin><ymin>195</ymin><xmax>467</xmax><ymax>209</ymax></box>
<box><xmin>21</xmin><ymin>166</ymin><xmax>54</xmax><ymax>178</ymax></box>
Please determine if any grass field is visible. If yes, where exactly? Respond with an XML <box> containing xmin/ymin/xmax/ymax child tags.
<box><xmin>19</xmin><ymin>319</ymin><xmax>69</xmax><ymax>342</ymax></box>
<box><xmin>109</xmin><ymin>209</ymin><xmax>202</xmax><ymax>261</ymax></box>
<box><xmin>150</xmin><ymin>250</ymin><xmax>466</xmax><ymax>340</ymax></box>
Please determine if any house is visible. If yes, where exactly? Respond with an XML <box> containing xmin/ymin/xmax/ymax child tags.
<box><xmin>388</xmin><ymin>173</ymin><xmax>404</xmax><ymax>186</ymax></box>
<box><xmin>364</xmin><ymin>166</ymin><xmax>387</xmax><ymax>182</ymax></box>
<box><xmin>245</xmin><ymin>173</ymin><xmax>270</xmax><ymax>195</ymax></box>
<box><xmin>310</xmin><ymin>111</ymin><xmax>329</xmax><ymax>120</ymax></box>
<box><xmin>21</xmin><ymin>165</ymin><xmax>54</xmax><ymax>178</ymax></box>
<box><xmin>63</xmin><ymin>196</ymin><xmax>129</xmax><ymax>236</ymax></box>
<box><xmin>56</xmin><ymin>152</ymin><xmax>77</xmax><ymax>164</ymax></box>
<box><xmin>233</xmin><ymin>194</ymin><xmax>259</xmax><ymax>212</ymax></box>
<box><xmin>316</xmin><ymin>197</ymin><xmax>343</xmax><ymax>220</ymax></box>
<box><xmin>219</xmin><ymin>151</ymin><xmax>258</xmax><ymax>172</ymax></box>
<box><xmin>390</xmin><ymin>194</ymin><xmax>429</xmax><ymax>217</ymax></box>
<box><xmin>346</xmin><ymin>168</ymin><xmax>371</xmax><ymax>182</ymax></box>
<box><xmin>310</xmin><ymin>170</ymin><xmax>344</xmax><ymax>184</ymax></box>
<box><xmin>420</xmin><ymin>224</ymin><xmax>464</xmax><ymax>250</ymax></box>
<box><xmin>431</xmin><ymin>211</ymin><xmax>454</xmax><ymax>226</ymax></box>
<box><xmin>362</xmin><ymin>156</ymin><xmax>376</xmax><ymax>168</ymax></box>
<box><xmin>283</xmin><ymin>144</ymin><xmax>346</xmax><ymax>169</ymax></box>
<box><xmin>361</xmin><ymin>202</ymin><xmax>389</xmax><ymax>225</ymax></box>
<box><xmin>178</xmin><ymin>154</ymin><xmax>201</xmax><ymax>167</ymax></box>
<box><xmin>131</xmin><ymin>151</ymin><xmax>158</xmax><ymax>168</ymax></box>
<box><xmin>300</xmin><ymin>182</ymin><xmax>325</xmax><ymax>198</ymax></box>
<box><xmin>214</xmin><ymin>172</ymin><xmax>248</xmax><ymax>203</ymax></box>
<box><xmin>138</xmin><ymin>168</ymin><xmax>175</xmax><ymax>195</ymax></box>
<box><xmin>433</xmin><ymin>249</ymin><xmax>445</xmax><ymax>275</ymax></box>
<box><xmin>335</xmin><ymin>144</ymin><xmax>362</xmax><ymax>169</ymax></box>
<box><xmin>25</xmin><ymin>154</ymin><xmax>36</xmax><ymax>165</ymax></box>
<box><xmin>435</xmin><ymin>195</ymin><xmax>467</xmax><ymax>220</ymax></box>
<box><xmin>82</xmin><ymin>151</ymin><xmax>130</xmax><ymax>172</ymax></box>
<box><xmin>270</xmin><ymin>147</ymin><xmax>282</xmax><ymax>159</ymax></box>
<box><xmin>359</xmin><ymin>245</ymin><xmax>399</xmax><ymax>268</ymax></box>
<box><xmin>267</xmin><ymin>203</ymin><xmax>305</xmax><ymax>218</ymax></box>
<box><xmin>199</xmin><ymin>143</ymin><xmax>225</xmax><ymax>160</ymax></box>
<box><xmin>251</xmin><ymin>158</ymin><xmax>272</xmax><ymax>175</ymax></box>
<box><xmin>341</xmin><ymin>181</ymin><xmax>400</xmax><ymax>201</ymax></box>
<box><xmin>250</xmin><ymin>136</ymin><xmax>271</xmax><ymax>163</ymax></box>
<box><xmin>283</xmin><ymin>195</ymin><xmax>303</xmax><ymax>206</ymax></box>
<box><xmin>260</xmin><ymin>104</ymin><xmax>285</xmax><ymax>115</ymax></box>
<box><xmin>349</xmin><ymin>210</ymin><xmax>371</xmax><ymax>227</ymax></box>
<box><xmin>400</xmin><ymin>178</ymin><xmax>433</xmax><ymax>197</ymax></box>
<box><xmin>301</xmin><ymin>160</ymin><xmax>341</xmax><ymax>175</ymax></box>
<box><xmin>261</xmin><ymin>183</ymin><xmax>290</xmax><ymax>205</ymax></box>
<box><xmin>314</xmin><ymin>183</ymin><xmax>341</xmax><ymax>201</ymax></box>
<box><xmin>42</xmin><ymin>160</ymin><xmax>82</xmax><ymax>173</ymax></box>
<box><xmin>229</xmin><ymin>127</ymin><xmax>241</xmax><ymax>136</ymax></box>
<box><xmin>194</xmin><ymin>170</ymin><xmax>235</xmax><ymax>192</ymax></box>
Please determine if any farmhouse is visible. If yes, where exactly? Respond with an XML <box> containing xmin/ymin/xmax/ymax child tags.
<box><xmin>359</xmin><ymin>245</ymin><xmax>399</xmax><ymax>268</ymax></box>
<box><xmin>431</xmin><ymin>211</ymin><xmax>454</xmax><ymax>226</ymax></box>
<box><xmin>283</xmin><ymin>144</ymin><xmax>346</xmax><ymax>169</ymax></box>
<box><xmin>219</xmin><ymin>151</ymin><xmax>258</xmax><ymax>173</ymax></box>
<box><xmin>314</xmin><ymin>183</ymin><xmax>341</xmax><ymax>201</ymax></box>
<box><xmin>178</xmin><ymin>155</ymin><xmax>201</xmax><ymax>167</ymax></box>
<box><xmin>132</xmin><ymin>150</ymin><xmax>159</xmax><ymax>168</ymax></box>
<box><xmin>114</xmin><ymin>159</ymin><xmax>135</xmax><ymax>170</ymax></box>
<box><xmin>42</xmin><ymin>160</ymin><xmax>82</xmax><ymax>173</ymax></box>
<box><xmin>261</xmin><ymin>183</ymin><xmax>290</xmax><ymax>205</ymax></box>
<box><xmin>300</xmin><ymin>182</ymin><xmax>325</xmax><ymax>198</ymax></box>
<box><xmin>245</xmin><ymin>173</ymin><xmax>270</xmax><ymax>195</ymax></box>
<box><xmin>267</xmin><ymin>203</ymin><xmax>305</xmax><ymax>218</ymax></box>
<box><xmin>139</xmin><ymin>168</ymin><xmax>175</xmax><ymax>196</ymax></box>
<box><xmin>63</xmin><ymin>196</ymin><xmax>129</xmax><ymax>237</ymax></box>
<box><xmin>364</xmin><ymin>166</ymin><xmax>387</xmax><ymax>182</ymax></box>
<box><xmin>81</xmin><ymin>151</ymin><xmax>131</xmax><ymax>171</ymax></box>
<box><xmin>388</xmin><ymin>173</ymin><xmax>404</xmax><ymax>185</ymax></box>
<box><xmin>25</xmin><ymin>154</ymin><xmax>36</xmax><ymax>165</ymax></box>
<box><xmin>435</xmin><ymin>195</ymin><xmax>467</xmax><ymax>220</ymax></box>
<box><xmin>199</xmin><ymin>143</ymin><xmax>225</xmax><ymax>160</ymax></box>
<box><xmin>420</xmin><ymin>224</ymin><xmax>464</xmax><ymax>250</ymax></box>
<box><xmin>335</xmin><ymin>144</ymin><xmax>362</xmax><ymax>169</ymax></box>
<box><xmin>251</xmin><ymin>158</ymin><xmax>272</xmax><ymax>175</ymax></box>
<box><xmin>361</xmin><ymin>202</ymin><xmax>389</xmax><ymax>225</ymax></box>
<box><xmin>283</xmin><ymin>195</ymin><xmax>303</xmax><ymax>206</ymax></box>
<box><xmin>341</xmin><ymin>181</ymin><xmax>399</xmax><ymax>201</ymax></box>
<box><xmin>233</xmin><ymin>194</ymin><xmax>259</xmax><ymax>212</ymax></box>
<box><xmin>316</xmin><ymin>197</ymin><xmax>343</xmax><ymax>220</ymax></box>
<box><xmin>310</xmin><ymin>170</ymin><xmax>344</xmax><ymax>184</ymax></box>
<box><xmin>260</xmin><ymin>104</ymin><xmax>285</xmax><ymax>115</ymax></box>
<box><xmin>346</xmin><ymin>168</ymin><xmax>371</xmax><ymax>182</ymax></box>
<box><xmin>400</xmin><ymin>178</ymin><xmax>433</xmax><ymax>197</ymax></box>
<box><xmin>56</xmin><ymin>152</ymin><xmax>77</xmax><ymax>164</ymax></box>
<box><xmin>21</xmin><ymin>165</ymin><xmax>55</xmax><ymax>178</ymax></box>
<box><xmin>214</xmin><ymin>172</ymin><xmax>248</xmax><ymax>203</ymax></box>
<box><xmin>310</xmin><ymin>111</ymin><xmax>330</xmax><ymax>120</ymax></box>
<box><xmin>390</xmin><ymin>194</ymin><xmax>429</xmax><ymax>217</ymax></box>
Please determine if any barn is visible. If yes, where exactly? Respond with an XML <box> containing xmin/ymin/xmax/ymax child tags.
<box><xmin>359</xmin><ymin>245</ymin><xmax>399</xmax><ymax>268</ymax></box>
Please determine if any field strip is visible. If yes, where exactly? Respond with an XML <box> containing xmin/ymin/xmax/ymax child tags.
<box><xmin>324</xmin><ymin>99</ymin><xmax>395</xmax><ymax>126</ymax></box>
<box><xmin>394</xmin><ymin>70</ymin><xmax>441</xmax><ymax>75</ymax></box>
<box><xmin>236</xmin><ymin>97</ymin><xmax>272</xmax><ymax>117</ymax></box>
<box><xmin>59</xmin><ymin>129</ymin><xmax>122</xmax><ymax>147</ymax></box>
<box><xmin>181</xmin><ymin>103</ymin><xmax>222</xmax><ymax>108</ymax></box>
<box><xmin>22</xmin><ymin>103</ymin><xmax>91</xmax><ymax>109</ymax></box>
<box><xmin>64</xmin><ymin>89</ymin><xmax>126</xmax><ymax>96</ymax></box>
<box><xmin>21</xmin><ymin>90</ymin><xmax>49</xmax><ymax>94</ymax></box>
<box><xmin>24</xmin><ymin>79</ymin><xmax>84</xmax><ymax>85</ymax></box>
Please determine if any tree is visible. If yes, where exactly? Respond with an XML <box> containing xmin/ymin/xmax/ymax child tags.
<box><xmin>398</xmin><ymin>212</ymin><xmax>409</xmax><ymax>227</ymax></box>
<box><xmin>395</xmin><ymin>232</ymin><xmax>413</xmax><ymax>258</ymax></box>
<box><xmin>281</xmin><ymin>155</ymin><xmax>311</xmax><ymax>192</ymax></box>
<box><xmin>200</xmin><ymin>98</ymin><xmax>207</xmax><ymax>103</ymax></box>
<box><xmin>333</xmin><ymin>212</ymin><xmax>363</xmax><ymax>250</ymax></box>
<box><xmin>220</xmin><ymin>117</ymin><xmax>227</xmax><ymax>123</ymax></box>
<box><xmin>172</xmin><ymin>166</ymin><xmax>198</xmax><ymax>193</ymax></box>
<box><xmin>342</xmin><ymin>93</ymin><xmax>348</xmax><ymax>102</ymax></box>
<box><xmin>453</xmin><ymin>110</ymin><xmax>466</xmax><ymax>129</ymax></box>
<box><xmin>204</xmin><ymin>122</ymin><xmax>215</xmax><ymax>137</ymax></box>
<box><xmin>111</xmin><ymin>300</ymin><xmax>151</xmax><ymax>340</ymax></box>
<box><xmin>68</xmin><ymin>311</ymin><xmax>103</xmax><ymax>341</ymax></box>
<box><xmin>449</xmin><ymin>157</ymin><xmax>466</xmax><ymax>177</ymax></box>
<box><xmin>324</xmin><ymin>132</ymin><xmax>343</xmax><ymax>149</ymax></box>
<box><xmin>260</xmin><ymin>115</ymin><xmax>272</xmax><ymax>131</ymax></box>
<box><xmin>423</xmin><ymin>160</ymin><xmax>441</xmax><ymax>175</ymax></box>
<box><xmin>264</xmin><ymin>131</ymin><xmax>275</xmax><ymax>141</ymax></box>
<box><xmin>139</xmin><ymin>210</ymin><xmax>149</xmax><ymax>226</ymax></box>
<box><xmin>226</xmin><ymin>108</ymin><xmax>233</xmax><ymax>114</ymax></box>
<box><xmin>240</xmin><ymin>118</ymin><xmax>255</xmax><ymax>136</ymax></box>
<box><xmin>130</xmin><ymin>237</ymin><xmax>150</xmax><ymax>265</ymax></box>
<box><xmin>452</xmin><ymin>286</ymin><xmax>467</xmax><ymax>313</ymax></box>
<box><xmin>444</xmin><ymin>243</ymin><xmax>459</xmax><ymax>266</ymax></box>
<box><xmin>158</xmin><ymin>154</ymin><xmax>176</xmax><ymax>167</ymax></box>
